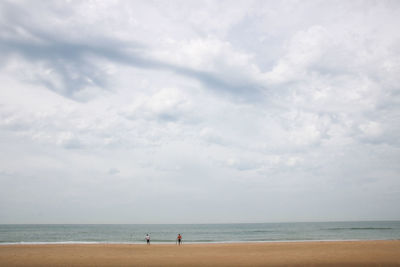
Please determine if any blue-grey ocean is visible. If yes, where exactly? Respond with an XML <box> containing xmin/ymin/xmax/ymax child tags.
<box><xmin>1</xmin><ymin>221</ymin><xmax>399</xmax><ymax>244</ymax></box>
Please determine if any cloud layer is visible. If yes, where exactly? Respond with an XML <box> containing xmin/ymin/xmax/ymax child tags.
<box><xmin>1</xmin><ymin>0</ymin><xmax>400</xmax><ymax>223</ymax></box>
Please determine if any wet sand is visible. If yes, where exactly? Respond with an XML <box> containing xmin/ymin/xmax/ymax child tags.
<box><xmin>1</xmin><ymin>240</ymin><xmax>400</xmax><ymax>266</ymax></box>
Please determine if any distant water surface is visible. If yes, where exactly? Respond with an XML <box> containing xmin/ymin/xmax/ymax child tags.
<box><xmin>1</xmin><ymin>221</ymin><xmax>399</xmax><ymax>244</ymax></box>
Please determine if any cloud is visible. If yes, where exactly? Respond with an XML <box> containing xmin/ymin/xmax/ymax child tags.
<box><xmin>121</xmin><ymin>87</ymin><xmax>196</xmax><ymax>123</ymax></box>
<box><xmin>108</xmin><ymin>168</ymin><xmax>120</xmax><ymax>175</ymax></box>
<box><xmin>0</xmin><ymin>1</ymin><xmax>267</xmax><ymax>102</ymax></box>
<box><xmin>56</xmin><ymin>132</ymin><xmax>84</xmax><ymax>149</ymax></box>
<box><xmin>1</xmin><ymin>0</ymin><xmax>400</xmax><ymax>223</ymax></box>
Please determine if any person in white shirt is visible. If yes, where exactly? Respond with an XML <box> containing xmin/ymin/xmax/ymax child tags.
<box><xmin>145</xmin><ymin>234</ymin><xmax>150</xmax><ymax>245</ymax></box>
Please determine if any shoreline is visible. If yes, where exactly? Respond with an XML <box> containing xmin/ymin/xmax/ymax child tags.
<box><xmin>1</xmin><ymin>240</ymin><xmax>400</xmax><ymax>266</ymax></box>
<box><xmin>1</xmin><ymin>238</ymin><xmax>399</xmax><ymax>246</ymax></box>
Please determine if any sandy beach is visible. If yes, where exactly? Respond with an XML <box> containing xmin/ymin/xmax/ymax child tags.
<box><xmin>1</xmin><ymin>240</ymin><xmax>400</xmax><ymax>266</ymax></box>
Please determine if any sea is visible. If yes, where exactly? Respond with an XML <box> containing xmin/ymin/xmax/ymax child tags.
<box><xmin>1</xmin><ymin>221</ymin><xmax>399</xmax><ymax>245</ymax></box>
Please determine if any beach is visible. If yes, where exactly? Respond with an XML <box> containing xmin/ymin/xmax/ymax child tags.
<box><xmin>1</xmin><ymin>240</ymin><xmax>399</xmax><ymax>266</ymax></box>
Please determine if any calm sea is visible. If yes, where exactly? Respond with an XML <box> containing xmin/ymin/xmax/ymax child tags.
<box><xmin>1</xmin><ymin>221</ymin><xmax>399</xmax><ymax>244</ymax></box>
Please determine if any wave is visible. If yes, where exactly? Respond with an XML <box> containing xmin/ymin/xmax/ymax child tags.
<box><xmin>4</xmin><ymin>239</ymin><xmax>398</xmax><ymax>245</ymax></box>
<box><xmin>325</xmin><ymin>228</ymin><xmax>392</xmax><ymax>231</ymax></box>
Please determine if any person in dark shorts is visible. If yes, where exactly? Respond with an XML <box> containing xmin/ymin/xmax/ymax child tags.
<box><xmin>145</xmin><ymin>233</ymin><xmax>150</xmax><ymax>245</ymax></box>
<box><xmin>177</xmin><ymin>233</ymin><xmax>182</xmax><ymax>245</ymax></box>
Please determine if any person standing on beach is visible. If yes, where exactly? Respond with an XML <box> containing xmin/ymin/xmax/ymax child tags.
<box><xmin>177</xmin><ymin>233</ymin><xmax>182</xmax><ymax>245</ymax></box>
<box><xmin>145</xmin><ymin>234</ymin><xmax>150</xmax><ymax>245</ymax></box>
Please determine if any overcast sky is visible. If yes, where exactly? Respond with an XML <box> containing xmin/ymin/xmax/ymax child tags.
<box><xmin>0</xmin><ymin>0</ymin><xmax>399</xmax><ymax>224</ymax></box>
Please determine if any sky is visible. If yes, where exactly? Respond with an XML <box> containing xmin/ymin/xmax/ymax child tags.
<box><xmin>0</xmin><ymin>0</ymin><xmax>400</xmax><ymax>224</ymax></box>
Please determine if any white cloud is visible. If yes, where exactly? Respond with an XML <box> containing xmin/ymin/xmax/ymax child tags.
<box><xmin>0</xmin><ymin>0</ymin><xmax>400</xmax><ymax>223</ymax></box>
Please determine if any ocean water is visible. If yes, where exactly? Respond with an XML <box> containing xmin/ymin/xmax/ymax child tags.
<box><xmin>1</xmin><ymin>221</ymin><xmax>399</xmax><ymax>244</ymax></box>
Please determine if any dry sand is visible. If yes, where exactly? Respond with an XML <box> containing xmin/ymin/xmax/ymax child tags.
<box><xmin>1</xmin><ymin>240</ymin><xmax>400</xmax><ymax>266</ymax></box>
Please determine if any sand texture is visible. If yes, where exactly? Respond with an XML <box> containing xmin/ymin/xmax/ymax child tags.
<box><xmin>1</xmin><ymin>240</ymin><xmax>400</xmax><ymax>266</ymax></box>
